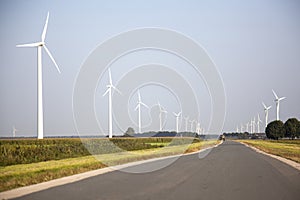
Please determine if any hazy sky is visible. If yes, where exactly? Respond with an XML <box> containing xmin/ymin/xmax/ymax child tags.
<box><xmin>1</xmin><ymin>0</ymin><xmax>300</xmax><ymax>137</ymax></box>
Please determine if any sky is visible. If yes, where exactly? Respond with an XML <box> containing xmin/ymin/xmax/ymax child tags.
<box><xmin>0</xmin><ymin>0</ymin><xmax>300</xmax><ymax>137</ymax></box>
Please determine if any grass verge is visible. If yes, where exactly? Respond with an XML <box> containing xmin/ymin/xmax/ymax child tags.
<box><xmin>238</xmin><ymin>140</ymin><xmax>300</xmax><ymax>163</ymax></box>
<box><xmin>0</xmin><ymin>140</ymin><xmax>219</xmax><ymax>192</ymax></box>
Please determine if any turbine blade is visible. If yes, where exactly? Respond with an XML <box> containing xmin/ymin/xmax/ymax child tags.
<box><xmin>138</xmin><ymin>90</ymin><xmax>141</xmax><ymax>101</ymax></box>
<box><xmin>140</xmin><ymin>102</ymin><xmax>149</xmax><ymax>108</ymax></box>
<box><xmin>108</xmin><ymin>68</ymin><xmax>112</xmax><ymax>85</ymax></box>
<box><xmin>111</xmin><ymin>85</ymin><xmax>122</xmax><ymax>95</ymax></box>
<box><xmin>16</xmin><ymin>42</ymin><xmax>40</xmax><ymax>47</ymax></box>
<box><xmin>272</xmin><ymin>89</ymin><xmax>278</xmax><ymax>99</ymax></box>
<box><xmin>43</xmin><ymin>45</ymin><xmax>61</xmax><ymax>73</ymax></box>
<box><xmin>41</xmin><ymin>12</ymin><xmax>49</xmax><ymax>42</ymax></box>
<box><xmin>279</xmin><ymin>97</ymin><xmax>286</xmax><ymax>101</ymax></box>
<box><xmin>135</xmin><ymin>104</ymin><xmax>140</xmax><ymax>111</ymax></box>
<box><xmin>262</xmin><ymin>102</ymin><xmax>267</xmax><ymax>109</ymax></box>
<box><xmin>267</xmin><ymin>106</ymin><xmax>272</xmax><ymax>110</ymax></box>
<box><xmin>102</xmin><ymin>88</ymin><xmax>110</xmax><ymax>96</ymax></box>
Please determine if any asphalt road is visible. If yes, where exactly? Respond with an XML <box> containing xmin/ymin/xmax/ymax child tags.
<box><xmin>14</xmin><ymin>141</ymin><xmax>300</xmax><ymax>200</ymax></box>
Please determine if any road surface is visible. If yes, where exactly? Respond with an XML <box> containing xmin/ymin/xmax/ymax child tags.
<box><xmin>14</xmin><ymin>141</ymin><xmax>300</xmax><ymax>200</ymax></box>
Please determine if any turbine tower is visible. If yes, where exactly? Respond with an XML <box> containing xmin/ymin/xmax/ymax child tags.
<box><xmin>257</xmin><ymin>114</ymin><xmax>262</xmax><ymax>133</ymax></box>
<box><xmin>16</xmin><ymin>12</ymin><xmax>61</xmax><ymax>139</ymax></box>
<box><xmin>246</xmin><ymin>122</ymin><xmax>249</xmax><ymax>132</ymax></box>
<box><xmin>103</xmin><ymin>68</ymin><xmax>121</xmax><ymax>138</ymax></box>
<box><xmin>240</xmin><ymin>124</ymin><xmax>244</xmax><ymax>133</ymax></box>
<box><xmin>272</xmin><ymin>90</ymin><xmax>286</xmax><ymax>121</ymax></box>
<box><xmin>262</xmin><ymin>102</ymin><xmax>271</xmax><ymax>128</ymax></box>
<box><xmin>173</xmin><ymin>111</ymin><xmax>181</xmax><ymax>133</ymax></box>
<box><xmin>157</xmin><ymin>102</ymin><xmax>167</xmax><ymax>131</ymax></box>
<box><xmin>135</xmin><ymin>90</ymin><xmax>148</xmax><ymax>134</ymax></box>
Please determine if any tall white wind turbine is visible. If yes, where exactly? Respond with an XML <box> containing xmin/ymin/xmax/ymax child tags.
<box><xmin>262</xmin><ymin>102</ymin><xmax>271</xmax><ymax>128</ymax></box>
<box><xmin>135</xmin><ymin>90</ymin><xmax>149</xmax><ymax>133</ymax></box>
<box><xmin>272</xmin><ymin>90</ymin><xmax>286</xmax><ymax>121</ymax></box>
<box><xmin>257</xmin><ymin>114</ymin><xmax>262</xmax><ymax>133</ymax></box>
<box><xmin>103</xmin><ymin>68</ymin><xmax>121</xmax><ymax>138</ymax></box>
<box><xmin>157</xmin><ymin>102</ymin><xmax>167</xmax><ymax>131</ymax></box>
<box><xmin>16</xmin><ymin>12</ymin><xmax>61</xmax><ymax>139</ymax></box>
<box><xmin>173</xmin><ymin>111</ymin><xmax>181</xmax><ymax>133</ymax></box>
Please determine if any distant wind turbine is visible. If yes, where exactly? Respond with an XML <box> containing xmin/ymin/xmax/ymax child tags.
<box><xmin>173</xmin><ymin>111</ymin><xmax>181</xmax><ymax>133</ymax></box>
<box><xmin>272</xmin><ymin>89</ymin><xmax>286</xmax><ymax>121</ymax></box>
<box><xmin>257</xmin><ymin>114</ymin><xmax>262</xmax><ymax>133</ymax></box>
<box><xmin>253</xmin><ymin>117</ymin><xmax>256</xmax><ymax>133</ymax></box>
<box><xmin>12</xmin><ymin>126</ymin><xmax>18</xmax><ymax>138</ymax></box>
<box><xmin>16</xmin><ymin>12</ymin><xmax>61</xmax><ymax>139</ymax></box>
<box><xmin>157</xmin><ymin>102</ymin><xmax>167</xmax><ymax>131</ymax></box>
<box><xmin>189</xmin><ymin>120</ymin><xmax>195</xmax><ymax>132</ymax></box>
<box><xmin>103</xmin><ymin>68</ymin><xmax>121</xmax><ymax>138</ymax></box>
<box><xmin>240</xmin><ymin>124</ymin><xmax>244</xmax><ymax>133</ymax></box>
<box><xmin>236</xmin><ymin>126</ymin><xmax>239</xmax><ymax>133</ymax></box>
<box><xmin>135</xmin><ymin>90</ymin><xmax>149</xmax><ymax>134</ymax></box>
<box><xmin>246</xmin><ymin>122</ymin><xmax>249</xmax><ymax>132</ymax></box>
<box><xmin>262</xmin><ymin>102</ymin><xmax>271</xmax><ymax>128</ymax></box>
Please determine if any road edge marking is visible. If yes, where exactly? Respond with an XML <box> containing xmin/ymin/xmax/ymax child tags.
<box><xmin>0</xmin><ymin>140</ymin><xmax>222</xmax><ymax>199</ymax></box>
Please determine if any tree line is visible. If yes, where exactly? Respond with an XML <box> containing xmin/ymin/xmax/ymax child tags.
<box><xmin>266</xmin><ymin>118</ymin><xmax>300</xmax><ymax>140</ymax></box>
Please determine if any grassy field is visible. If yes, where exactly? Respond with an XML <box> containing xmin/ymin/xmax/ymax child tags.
<box><xmin>0</xmin><ymin>138</ymin><xmax>219</xmax><ymax>192</ymax></box>
<box><xmin>238</xmin><ymin>140</ymin><xmax>300</xmax><ymax>163</ymax></box>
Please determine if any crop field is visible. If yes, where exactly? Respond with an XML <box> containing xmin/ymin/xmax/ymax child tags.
<box><xmin>239</xmin><ymin>140</ymin><xmax>300</xmax><ymax>163</ymax></box>
<box><xmin>0</xmin><ymin>138</ymin><xmax>218</xmax><ymax>192</ymax></box>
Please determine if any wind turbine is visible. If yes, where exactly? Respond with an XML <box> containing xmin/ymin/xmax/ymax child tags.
<box><xmin>173</xmin><ymin>111</ymin><xmax>181</xmax><ymax>133</ymax></box>
<box><xmin>252</xmin><ymin>117</ymin><xmax>256</xmax><ymax>133</ymax></box>
<box><xmin>240</xmin><ymin>124</ymin><xmax>244</xmax><ymax>133</ymax></box>
<box><xmin>16</xmin><ymin>12</ymin><xmax>61</xmax><ymax>139</ymax></box>
<box><xmin>257</xmin><ymin>114</ymin><xmax>262</xmax><ymax>133</ymax></box>
<box><xmin>135</xmin><ymin>90</ymin><xmax>149</xmax><ymax>134</ymax></box>
<box><xmin>272</xmin><ymin>90</ymin><xmax>286</xmax><ymax>121</ymax></box>
<box><xmin>103</xmin><ymin>68</ymin><xmax>121</xmax><ymax>138</ymax></box>
<box><xmin>184</xmin><ymin>116</ymin><xmax>189</xmax><ymax>131</ymax></box>
<box><xmin>189</xmin><ymin>120</ymin><xmax>195</xmax><ymax>132</ymax></box>
<box><xmin>12</xmin><ymin>126</ymin><xmax>18</xmax><ymax>138</ymax></box>
<box><xmin>236</xmin><ymin>126</ymin><xmax>239</xmax><ymax>133</ymax></box>
<box><xmin>246</xmin><ymin>122</ymin><xmax>249</xmax><ymax>132</ymax></box>
<box><xmin>262</xmin><ymin>102</ymin><xmax>272</xmax><ymax>128</ymax></box>
<box><xmin>157</xmin><ymin>102</ymin><xmax>167</xmax><ymax>131</ymax></box>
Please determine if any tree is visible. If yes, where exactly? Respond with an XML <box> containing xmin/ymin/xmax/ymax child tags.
<box><xmin>124</xmin><ymin>127</ymin><xmax>135</xmax><ymax>137</ymax></box>
<box><xmin>284</xmin><ymin>118</ymin><xmax>300</xmax><ymax>139</ymax></box>
<box><xmin>265</xmin><ymin>120</ymin><xmax>285</xmax><ymax>140</ymax></box>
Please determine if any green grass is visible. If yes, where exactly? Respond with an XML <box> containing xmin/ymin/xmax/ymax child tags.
<box><xmin>238</xmin><ymin>140</ymin><xmax>300</xmax><ymax>163</ymax></box>
<box><xmin>0</xmin><ymin>139</ymin><xmax>219</xmax><ymax>192</ymax></box>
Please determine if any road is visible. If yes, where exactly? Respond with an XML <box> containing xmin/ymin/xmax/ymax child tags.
<box><xmin>14</xmin><ymin>141</ymin><xmax>300</xmax><ymax>200</ymax></box>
